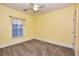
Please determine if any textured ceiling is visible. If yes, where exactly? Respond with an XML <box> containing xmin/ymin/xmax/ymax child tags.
<box><xmin>0</xmin><ymin>3</ymin><xmax>72</xmax><ymax>15</ymax></box>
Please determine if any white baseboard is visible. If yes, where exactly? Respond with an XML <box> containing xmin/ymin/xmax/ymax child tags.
<box><xmin>34</xmin><ymin>37</ymin><xmax>73</xmax><ymax>49</ymax></box>
<box><xmin>0</xmin><ymin>38</ymin><xmax>32</xmax><ymax>49</ymax></box>
<box><xmin>0</xmin><ymin>37</ymin><xmax>73</xmax><ymax>49</ymax></box>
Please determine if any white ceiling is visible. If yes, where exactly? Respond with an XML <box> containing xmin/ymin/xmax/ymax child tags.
<box><xmin>0</xmin><ymin>3</ymin><xmax>72</xmax><ymax>15</ymax></box>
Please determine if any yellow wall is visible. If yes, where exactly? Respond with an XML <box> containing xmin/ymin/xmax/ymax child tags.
<box><xmin>0</xmin><ymin>5</ymin><xmax>76</xmax><ymax>50</ymax></box>
<box><xmin>0</xmin><ymin>5</ymin><xmax>35</xmax><ymax>47</ymax></box>
<box><xmin>34</xmin><ymin>6</ymin><xmax>74</xmax><ymax>47</ymax></box>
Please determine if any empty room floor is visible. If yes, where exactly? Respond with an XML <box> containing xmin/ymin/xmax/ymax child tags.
<box><xmin>0</xmin><ymin>39</ymin><xmax>75</xmax><ymax>56</ymax></box>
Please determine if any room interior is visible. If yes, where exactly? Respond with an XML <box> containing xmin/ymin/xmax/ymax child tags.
<box><xmin>0</xmin><ymin>3</ymin><xmax>79</xmax><ymax>56</ymax></box>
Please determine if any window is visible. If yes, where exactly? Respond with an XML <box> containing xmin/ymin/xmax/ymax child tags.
<box><xmin>12</xmin><ymin>18</ymin><xmax>23</xmax><ymax>37</ymax></box>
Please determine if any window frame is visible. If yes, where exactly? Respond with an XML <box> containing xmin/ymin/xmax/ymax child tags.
<box><xmin>11</xmin><ymin>17</ymin><xmax>24</xmax><ymax>38</ymax></box>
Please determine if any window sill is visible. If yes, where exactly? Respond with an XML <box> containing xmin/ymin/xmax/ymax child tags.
<box><xmin>11</xmin><ymin>36</ymin><xmax>24</xmax><ymax>39</ymax></box>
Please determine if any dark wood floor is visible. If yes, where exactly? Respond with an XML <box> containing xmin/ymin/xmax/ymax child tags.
<box><xmin>0</xmin><ymin>39</ymin><xmax>75</xmax><ymax>56</ymax></box>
